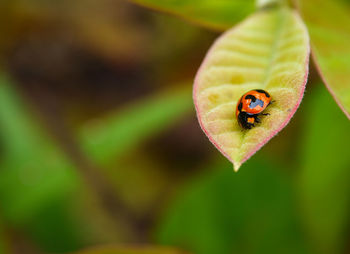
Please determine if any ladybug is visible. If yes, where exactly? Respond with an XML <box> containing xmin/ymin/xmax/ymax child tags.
<box><xmin>236</xmin><ymin>89</ymin><xmax>272</xmax><ymax>129</ymax></box>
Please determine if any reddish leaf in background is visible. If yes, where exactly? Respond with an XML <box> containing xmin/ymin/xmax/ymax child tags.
<box><xmin>298</xmin><ymin>0</ymin><xmax>350</xmax><ymax>119</ymax></box>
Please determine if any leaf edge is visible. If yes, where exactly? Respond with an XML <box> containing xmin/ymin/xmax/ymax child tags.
<box><xmin>311</xmin><ymin>51</ymin><xmax>350</xmax><ymax>120</ymax></box>
<box><xmin>127</xmin><ymin>0</ymin><xmax>229</xmax><ymax>31</ymax></box>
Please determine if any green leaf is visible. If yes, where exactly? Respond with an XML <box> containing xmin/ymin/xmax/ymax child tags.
<box><xmin>0</xmin><ymin>76</ymin><xmax>78</xmax><ymax>224</ymax></box>
<box><xmin>74</xmin><ymin>246</ymin><xmax>190</xmax><ymax>254</ymax></box>
<box><xmin>298</xmin><ymin>0</ymin><xmax>350</xmax><ymax>119</ymax></box>
<box><xmin>193</xmin><ymin>7</ymin><xmax>310</xmax><ymax>171</ymax></box>
<box><xmin>128</xmin><ymin>0</ymin><xmax>256</xmax><ymax>30</ymax></box>
<box><xmin>298</xmin><ymin>86</ymin><xmax>350</xmax><ymax>254</ymax></box>
<box><xmin>79</xmin><ymin>85</ymin><xmax>192</xmax><ymax>166</ymax></box>
<box><xmin>157</xmin><ymin>158</ymin><xmax>309</xmax><ymax>254</ymax></box>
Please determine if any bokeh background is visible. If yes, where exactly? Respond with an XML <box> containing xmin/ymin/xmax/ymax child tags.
<box><xmin>0</xmin><ymin>0</ymin><xmax>349</xmax><ymax>254</ymax></box>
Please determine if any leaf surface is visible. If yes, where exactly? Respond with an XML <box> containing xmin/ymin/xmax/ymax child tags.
<box><xmin>298</xmin><ymin>0</ymin><xmax>350</xmax><ymax>118</ymax></box>
<box><xmin>128</xmin><ymin>0</ymin><xmax>255</xmax><ymax>30</ymax></box>
<box><xmin>193</xmin><ymin>7</ymin><xmax>310</xmax><ymax>170</ymax></box>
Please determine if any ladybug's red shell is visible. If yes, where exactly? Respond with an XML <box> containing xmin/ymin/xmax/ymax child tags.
<box><xmin>236</xmin><ymin>89</ymin><xmax>272</xmax><ymax>129</ymax></box>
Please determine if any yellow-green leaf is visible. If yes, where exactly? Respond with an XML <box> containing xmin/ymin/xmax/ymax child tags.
<box><xmin>298</xmin><ymin>0</ymin><xmax>350</xmax><ymax>119</ymax></box>
<box><xmin>73</xmin><ymin>246</ymin><xmax>189</xmax><ymax>254</ymax></box>
<box><xmin>128</xmin><ymin>0</ymin><xmax>255</xmax><ymax>30</ymax></box>
<box><xmin>193</xmin><ymin>7</ymin><xmax>310</xmax><ymax>171</ymax></box>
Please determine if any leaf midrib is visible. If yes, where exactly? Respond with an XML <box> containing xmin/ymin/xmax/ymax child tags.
<box><xmin>236</xmin><ymin>8</ymin><xmax>288</xmax><ymax>161</ymax></box>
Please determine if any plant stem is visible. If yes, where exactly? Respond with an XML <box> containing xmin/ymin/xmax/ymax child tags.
<box><xmin>256</xmin><ymin>0</ymin><xmax>287</xmax><ymax>9</ymax></box>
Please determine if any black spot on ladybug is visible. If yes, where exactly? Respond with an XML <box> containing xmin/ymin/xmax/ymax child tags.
<box><xmin>255</xmin><ymin>89</ymin><xmax>270</xmax><ymax>98</ymax></box>
<box><xmin>245</xmin><ymin>95</ymin><xmax>256</xmax><ymax>102</ymax></box>
<box><xmin>238</xmin><ymin>102</ymin><xmax>243</xmax><ymax>111</ymax></box>
<box><xmin>249</xmin><ymin>98</ymin><xmax>264</xmax><ymax>109</ymax></box>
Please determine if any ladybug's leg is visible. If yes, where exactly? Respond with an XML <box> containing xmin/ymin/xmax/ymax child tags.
<box><xmin>262</xmin><ymin>113</ymin><xmax>270</xmax><ymax>116</ymax></box>
<box><xmin>246</xmin><ymin>123</ymin><xmax>254</xmax><ymax>129</ymax></box>
<box><xmin>255</xmin><ymin>116</ymin><xmax>261</xmax><ymax>123</ymax></box>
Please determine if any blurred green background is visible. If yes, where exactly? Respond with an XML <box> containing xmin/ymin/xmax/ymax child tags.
<box><xmin>0</xmin><ymin>0</ymin><xmax>349</xmax><ymax>253</ymax></box>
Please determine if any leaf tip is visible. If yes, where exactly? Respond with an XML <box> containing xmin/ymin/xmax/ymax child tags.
<box><xmin>233</xmin><ymin>162</ymin><xmax>241</xmax><ymax>172</ymax></box>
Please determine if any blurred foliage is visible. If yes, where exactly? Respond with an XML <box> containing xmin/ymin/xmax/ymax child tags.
<box><xmin>79</xmin><ymin>85</ymin><xmax>192</xmax><ymax>166</ymax></box>
<box><xmin>0</xmin><ymin>78</ymin><xmax>77</xmax><ymax>224</ymax></box>
<box><xmin>0</xmin><ymin>76</ymin><xmax>196</xmax><ymax>253</ymax></box>
<box><xmin>128</xmin><ymin>0</ymin><xmax>255</xmax><ymax>30</ymax></box>
<box><xmin>156</xmin><ymin>157</ymin><xmax>309</xmax><ymax>254</ymax></box>
<box><xmin>74</xmin><ymin>246</ymin><xmax>190</xmax><ymax>254</ymax></box>
<box><xmin>298</xmin><ymin>0</ymin><xmax>350</xmax><ymax>118</ymax></box>
<box><xmin>1</xmin><ymin>0</ymin><xmax>151</xmax><ymax>62</ymax></box>
<box><xmin>0</xmin><ymin>76</ymin><xmax>85</xmax><ymax>252</ymax></box>
<box><xmin>0</xmin><ymin>0</ymin><xmax>349</xmax><ymax>254</ymax></box>
<box><xmin>298</xmin><ymin>85</ymin><xmax>350</xmax><ymax>254</ymax></box>
<box><xmin>0</xmin><ymin>222</ymin><xmax>8</xmax><ymax>254</ymax></box>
